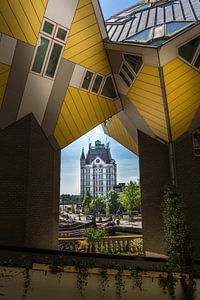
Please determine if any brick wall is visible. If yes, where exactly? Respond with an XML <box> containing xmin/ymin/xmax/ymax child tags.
<box><xmin>138</xmin><ymin>131</ymin><xmax>171</xmax><ymax>255</ymax></box>
<box><xmin>0</xmin><ymin>114</ymin><xmax>60</xmax><ymax>249</ymax></box>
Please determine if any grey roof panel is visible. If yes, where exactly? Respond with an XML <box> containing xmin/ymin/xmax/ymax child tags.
<box><xmin>156</xmin><ymin>7</ymin><xmax>164</xmax><ymax>25</ymax></box>
<box><xmin>118</xmin><ymin>20</ymin><xmax>133</xmax><ymax>41</ymax></box>
<box><xmin>165</xmin><ymin>5</ymin><xmax>174</xmax><ymax>22</ymax></box>
<box><xmin>138</xmin><ymin>10</ymin><xmax>149</xmax><ymax>32</ymax></box>
<box><xmin>129</xmin><ymin>13</ymin><xmax>142</xmax><ymax>36</ymax></box>
<box><xmin>192</xmin><ymin>0</ymin><xmax>200</xmax><ymax>18</ymax></box>
<box><xmin>180</xmin><ymin>0</ymin><xmax>195</xmax><ymax>20</ymax></box>
<box><xmin>105</xmin><ymin>0</ymin><xmax>200</xmax><ymax>44</ymax></box>
<box><xmin>147</xmin><ymin>8</ymin><xmax>156</xmax><ymax>27</ymax></box>
<box><xmin>173</xmin><ymin>1</ymin><xmax>185</xmax><ymax>20</ymax></box>
<box><xmin>111</xmin><ymin>24</ymin><xmax>125</xmax><ymax>41</ymax></box>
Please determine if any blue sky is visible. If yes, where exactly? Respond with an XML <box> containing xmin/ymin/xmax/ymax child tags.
<box><xmin>60</xmin><ymin>0</ymin><xmax>139</xmax><ymax>195</ymax></box>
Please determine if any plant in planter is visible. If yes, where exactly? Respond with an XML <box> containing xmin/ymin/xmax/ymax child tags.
<box><xmin>83</xmin><ymin>228</ymin><xmax>107</xmax><ymax>252</ymax></box>
<box><xmin>161</xmin><ymin>185</ymin><xmax>196</xmax><ymax>299</ymax></box>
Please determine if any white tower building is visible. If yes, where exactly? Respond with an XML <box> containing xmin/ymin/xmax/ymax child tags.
<box><xmin>80</xmin><ymin>140</ymin><xmax>117</xmax><ymax>199</ymax></box>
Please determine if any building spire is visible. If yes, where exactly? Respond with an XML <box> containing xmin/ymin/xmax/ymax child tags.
<box><xmin>80</xmin><ymin>147</ymin><xmax>85</xmax><ymax>160</ymax></box>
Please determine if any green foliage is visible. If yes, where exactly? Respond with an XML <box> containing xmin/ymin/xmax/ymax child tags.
<box><xmin>115</xmin><ymin>266</ymin><xmax>126</xmax><ymax>299</ymax></box>
<box><xmin>83</xmin><ymin>228</ymin><xmax>107</xmax><ymax>251</ymax></box>
<box><xmin>93</xmin><ymin>194</ymin><xmax>105</xmax><ymax>215</ymax></box>
<box><xmin>118</xmin><ymin>181</ymin><xmax>141</xmax><ymax>217</ymax></box>
<box><xmin>75</xmin><ymin>263</ymin><xmax>89</xmax><ymax>300</ymax></box>
<box><xmin>158</xmin><ymin>272</ymin><xmax>177</xmax><ymax>300</ymax></box>
<box><xmin>82</xmin><ymin>191</ymin><xmax>93</xmax><ymax>214</ymax></box>
<box><xmin>162</xmin><ymin>185</ymin><xmax>192</xmax><ymax>272</ymax></box>
<box><xmin>106</xmin><ymin>189</ymin><xmax>119</xmax><ymax>215</ymax></box>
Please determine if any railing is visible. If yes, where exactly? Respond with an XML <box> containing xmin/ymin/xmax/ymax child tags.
<box><xmin>59</xmin><ymin>235</ymin><xmax>143</xmax><ymax>254</ymax></box>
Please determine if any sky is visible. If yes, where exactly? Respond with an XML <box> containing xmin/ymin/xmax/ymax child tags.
<box><xmin>60</xmin><ymin>0</ymin><xmax>139</xmax><ymax>195</ymax></box>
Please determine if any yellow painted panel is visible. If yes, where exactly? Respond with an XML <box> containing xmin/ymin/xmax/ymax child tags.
<box><xmin>54</xmin><ymin>124</ymin><xmax>68</xmax><ymax>149</ymax></box>
<box><xmin>61</xmin><ymin>102</ymin><xmax>79</xmax><ymax>138</ymax></box>
<box><xmin>79</xmin><ymin>90</ymin><xmax>99</xmax><ymax>126</ymax></box>
<box><xmin>129</xmin><ymin>87</ymin><xmax>163</xmax><ymax>104</ymax></box>
<box><xmin>66</xmin><ymin>24</ymin><xmax>99</xmax><ymax>48</ymax></box>
<box><xmin>0</xmin><ymin>70</ymin><xmax>10</xmax><ymax>86</ymax></box>
<box><xmin>1</xmin><ymin>0</ymin><xmax>46</xmax><ymax>45</ymax></box>
<box><xmin>141</xmin><ymin>65</ymin><xmax>160</xmax><ymax>77</ymax></box>
<box><xmin>0</xmin><ymin>85</ymin><xmax>7</xmax><ymax>98</ymax></box>
<box><xmin>133</xmin><ymin>80</ymin><xmax>162</xmax><ymax>96</ymax></box>
<box><xmin>171</xmin><ymin>102</ymin><xmax>199</xmax><ymax>127</ymax></box>
<box><xmin>89</xmin><ymin>93</ymin><xmax>104</xmax><ymax>122</ymax></box>
<box><xmin>69</xmin><ymin>87</ymin><xmax>93</xmax><ymax>129</ymax></box>
<box><xmin>138</xmin><ymin>73</ymin><xmax>161</xmax><ymax>87</ymax></box>
<box><xmin>167</xmin><ymin>76</ymin><xmax>200</xmax><ymax>103</ymax></box>
<box><xmin>131</xmin><ymin>94</ymin><xmax>164</xmax><ymax>112</ymax></box>
<box><xmin>106</xmin><ymin>115</ymin><xmax>138</xmax><ymax>155</ymax></box>
<box><xmin>68</xmin><ymin>14</ymin><xmax>96</xmax><ymax>37</ymax></box>
<box><xmin>8</xmin><ymin>0</ymin><xmax>37</xmax><ymax>45</ymax></box>
<box><xmin>0</xmin><ymin>64</ymin><xmax>10</xmax><ymax>73</ymax></box>
<box><xmin>163</xmin><ymin>58</ymin><xmax>183</xmax><ymax>76</ymax></box>
<box><xmin>1</xmin><ymin>0</ymin><xmax>26</xmax><ymax>42</ymax></box>
<box><xmin>63</xmin><ymin>0</ymin><xmax>111</xmax><ymax>75</ymax></box>
<box><xmin>106</xmin><ymin>99</ymin><xmax>118</xmax><ymax>116</ymax></box>
<box><xmin>41</xmin><ymin>0</ymin><xmax>48</xmax><ymax>7</ymax></box>
<box><xmin>65</xmin><ymin>90</ymin><xmax>86</xmax><ymax>135</ymax></box>
<box><xmin>30</xmin><ymin>0</ymin><xmax>45</xmax><ymax>22</ymax></box>
<box><xmin>19</xmin><ymin>0</ymin><xmax>41</xmax><ymax>36</ymax></box>
<box><xmin>58</xmin><ymin>114</ymin><xmax>74</xmax><ymax>144</ymax></box>
<box><xmin>77</xmin><ymin>0</ymin><xmax>91</xmax><ymax>9</ymax></box>
<box><xmin>0</xmin><ymin>12</ymin><xmax>13</xmax><ymax>36</ymax></box>
<box><xmin>133</xmin><ymin>99</ymin><xmax>165</xmax><ymax>117</ymax></box>
<box><xmin>65</xmin><ymin>33</ymin><xmax>102</xmax><ymax>59</ymax></box>
<box><xmin>73</xmin><ymin>3</ymin><xmax>94</xmax><ymax>22</ymax></box>
<box><xmin>164</xmin><ymin>63</ymin><xmax>195</xmax><ymax>85</ymax></box>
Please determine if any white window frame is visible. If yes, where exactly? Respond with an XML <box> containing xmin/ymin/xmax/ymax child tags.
<box><xmin>99</xmin><ymin>74</ymin><xmax>118</xmax><ymax>100</ymax></box>
<box><xmin>90</xmin><ymin>73</ymin><xmax>104</xmax><ymax>95</ymax></box>
<box><xmin>80</xmin><ymin>69</ymin><xmax>95</xmax><ymax>91</ymax></box>
<box><xmin>30</xmin><ymin>18</ymin><xmax>68</xmax><ymax>80</ymax></box>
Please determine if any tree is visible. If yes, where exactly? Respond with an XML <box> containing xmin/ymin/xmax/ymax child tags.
<box><xmin>118</xmin><ymin>181</ymin><xmax>141</xmax><ymax>219</ymax></box>
<box><xmin>82</xmin><ymin>191</ymin><xmax>92</xmax><ymax>214</ymax></box>
<box><xmin>94</xmin><ymin>194</ymin><xmax>105</xmax><ymax>215</ymax></box>
<box><xmin>106</xmin><ymin>189</ymin><xmax>119</xmax><ymax>215</ymax></box>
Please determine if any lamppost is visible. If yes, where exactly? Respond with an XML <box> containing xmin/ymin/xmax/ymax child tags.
<box><xmin>92</xmin><ymin>162</ymin><xmax>96</xmax><ymax>227</ymax></box>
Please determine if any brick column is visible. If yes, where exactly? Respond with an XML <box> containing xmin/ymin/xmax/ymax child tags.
<box><xmin>0</xmin><ymin>114</ymin><xmax>60</xmax><ymax>249</ymax></box>
<box><xmin>138</xmin><ymin>130</ymin><xmax>171</xmax><ymax>255</ymax></box>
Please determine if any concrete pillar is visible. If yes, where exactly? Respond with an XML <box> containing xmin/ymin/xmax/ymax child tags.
<box><xmin>0</xmin><ymin>114</ymin><xmax>60</xmax><ymax>249</ymax></box>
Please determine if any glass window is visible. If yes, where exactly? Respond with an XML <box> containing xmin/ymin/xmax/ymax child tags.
<box><xmin>45</xmin><ymin>43</ymin><xmax>63</xmax><ymax>78</ymax></box>
<box><xmin>81</xmin><ymin>70</ymin><xmax>94</xmax><ymax>90</ymax></box>
<box><xmin>56</xmin><ymin>28</ymin><xmax>67</xmax><ymax>41</ymax></box>
<box><xmin>178</xmin><ymin>37</ymin><xmax>200</xmax><ymax>63</ymax></box>
<box><xmin>166</xmin><ymin>22</ymin><xmax>192</xmax><ymax>36</ymax></box>
<box><xmin>32</xmin><ymin>37</ymin><xmax>50</xmax><ymax>73</ymax></box>
<box><xmin>124</xmin><ymin>54</ymin><xmax>143</xmax><ymax>74</ymax></box>
<box><xmin>194</xmin><ymin>54</ymin><xmax>200</xmax><ymax>69</ymax></box>
<box><xmin>122</xmin><ymin>63</ymin><xmax>135</xmax><ymax>81</ymax></box>
<box><xmin>127</xmin><ymin>28</ymin><xmax>151</xmax><ymax>42</ymax></box>
<box><xmin>43</xmin><ymin>21</ymin><xmax>54</xmax><ymax>35</ymax></box>
<box><xmin>101</xmin><ymin>76</ymin><xmax>117</xmax><ymax>99</ymax></box>
<box><xmin>91</xmin><ymin>74</ymin><xmax>103</xmax><ymax>94</ymax></box>
<box><xmin>119</xmin><ymin>71</ymin><xmax>131</xmax><ymax>87</ymax></box>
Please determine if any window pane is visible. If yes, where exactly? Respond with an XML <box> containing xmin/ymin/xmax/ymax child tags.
<box><xmin>43</xmin><ymin>21</ymin><xmax>54</xmax><ymax>35</ymax></box>
<box><xmin>154</xmin><ymin>25</ymin><xmax>164</xmax><ymax>39</ymax></box>
<box><xmin>194</xmin><ymin>54</ymin><xmax>200</xmax><ymax>69</ymax></box>
<box><xmin>127</xmin><ymin>29</ymin><xmax>151</xmax><ymax>42</ymax></box>
<box><xmin>122</xmin><ymin>64</ymin><xmax>135</xmax><ymax>80</ymax></box>
<box><xmin>45</xmin><ymin>43</ymin><xmax>62</xmax><ymax>78</ymax></box>
<box><xmin>178</xmin><ymin>37</ymin><xmax>200</xmax><ymax>63</ymax></box>
<box><xmin>124</xmin><ymin>54</ymin><xmax>143</xmax><ymax>74</ymax></box>
<box><xmin>119</xmin><ymin>71</ymin><xmax>131</xmax><ymax>87</ymax></box>
<box><xmin>32</xmin><ymin>37</ymin><xmax>49</xmax><ymax>73</ymax></box>
<box><xmin>166</xmin><ymin>22</ymin><xmax>191</xmax><ymax>36</ymax></box>
<box><xmin>101</xmin><ymin>76</ymin><xmax>117</xmax><ymax>99</ymax></box>
<box><xmin>81</xmin><ymin>71</ymin><xmax>94</xmax><ymax>90</ymax></box>
<box><xmin>56</xmin><ymin>28</ymin><xmax>67</xmax><ymax>41</ymax></box>
<box><xmin>91</xmin><ymin>75</ymin><xmax>103</xmax><ymax>93</ymax></box>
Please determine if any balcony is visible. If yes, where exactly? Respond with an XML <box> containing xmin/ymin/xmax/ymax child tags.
<box><xmin>0</xmin><ymin>245</ymin><xmax>200</xmax><ymax>300</ymax></box>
